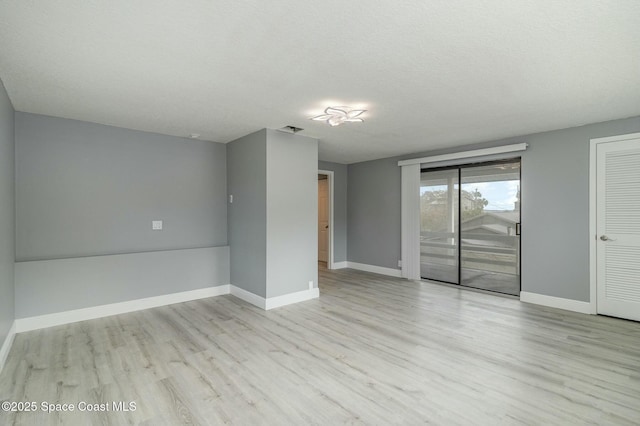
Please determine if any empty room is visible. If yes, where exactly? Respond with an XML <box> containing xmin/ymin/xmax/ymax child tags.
<box><xmin>1</xmin><ymin>1</ymin><xmax>640</xmax><ymax>424</ymax></box>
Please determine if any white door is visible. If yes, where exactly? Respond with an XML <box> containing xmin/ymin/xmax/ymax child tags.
<box><xmin>596</xmin><ymin>136</ymin><xmax>640</xmax><ymax>321</ymax></box>
<box><xmin>318</xmin><ymin>178</ymin><xmax>329</xmax><ymax>262</ymax></box>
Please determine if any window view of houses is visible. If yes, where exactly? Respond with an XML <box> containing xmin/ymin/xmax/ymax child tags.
<box><xmin>420</xmin><ymin>161</ymin><xmax>521</xmax><ymax>295</ymax></box>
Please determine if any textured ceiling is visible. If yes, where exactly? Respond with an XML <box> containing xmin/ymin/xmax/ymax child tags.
<box><xmin>1</xmin><ymin>1</ymin><xmax>639</xmax><ymax>163</ymax></box>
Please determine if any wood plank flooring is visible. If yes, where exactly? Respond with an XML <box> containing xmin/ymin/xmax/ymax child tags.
<box><xmin>1</xmin><ymin>267</ymin><xmax>640</xmax><ymax>425</ymax></box>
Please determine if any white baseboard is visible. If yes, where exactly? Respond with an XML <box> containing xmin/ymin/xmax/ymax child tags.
<box><xmin>347</xmin><ymin>261</ymin><xmax>402</xmax><ymax>278</ymax></box>
<box><xmin>230</xmin><ymin>285</ymin><xmax>266</xmax><ymax>309</ymax></box>
<box><xmin>15</xmin><ymin>285</ymin><xmax>230</xmax><ymax>333</ymax></box>
<box><xmin>266</xmin><ymin>288</ymin><xmax>319</xmax><ymax>310</ymax></box>
<box><xmin>230</xmin><ymin>286</ymin><xmax>320</xmax><ymax>310</ymax></box>
<box><xmin>520</xmin><ymin>291</ymin><xmax>593</xmax><ymax>314</ymax></box>
<box><xmin>332</xmin><ymin>261</ymin><xmax>348</xmax><ymax>269</ymax></box>
<box><xmin>14</xmin><ymin>282</ymin><xmax>322</xmax><ymax>334</ymax></box>
<box><xmin>0</xmin><ymin>321</ymin><xmax>17</xmax><ymax>375</ymax></box>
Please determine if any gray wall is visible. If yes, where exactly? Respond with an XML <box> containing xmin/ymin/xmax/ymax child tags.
<box><xmin>318</xmin><ymin>161</ymin><xmax>347</xmax><ymax>263</ymax></box>
<box><xmin>0</xmin><ymin>79</ymin><xmax>15</xmax><ymax>348</ymax></box>
<box><xmin>348</xmin><ymin>157</ymin><xmax>401</xmax><ymax>269</ymax></box>
<box><xmin>347</xmin><ymin>116</ymin><xmax>640</xmax><ymax>302</ymax></box>
<box><xmin>227</xmin><ymin>129</ymin><xmax>319</xmax><ymax>299</ymax></box>
<box><xmin>15</xmin><ymin>113</ymin><xmax>227</xmax><ymax>261</ymax></box>
<box><xmin>15</xmin><ymin>247</ymin><xmax>229</xmax><ymax>317</ymax></box>
<box><xmin>266</xmin><ymin>130</ymin><xmax>318</xmax><ymax>298</ymax></box>
<box><xmin>227</xmin><ymin>130</ymin><xmax>267</xmax><ymax>297</ymax></box>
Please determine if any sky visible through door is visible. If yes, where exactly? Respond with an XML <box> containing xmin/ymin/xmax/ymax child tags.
<box><xmin>421</xmin><ymin>180</ymin><xmax>519</xmax><ymax>211</ymax></box>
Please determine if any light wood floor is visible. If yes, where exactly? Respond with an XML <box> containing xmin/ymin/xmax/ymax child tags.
<box><xmin>1</xmin><ymin>268</ymin><xmax>640</xmax><ymax>425</ymax></box>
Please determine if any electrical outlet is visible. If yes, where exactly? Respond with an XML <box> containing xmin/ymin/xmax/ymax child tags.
<box><xmin>152</xmin><ymin>220</ymin><xmax>163</xmax><ymax>230</ymax></box>
<box><xmin>397</xmin><ymin>260</ymin><xmax>402</xmax><ymax>267</ymax></box>
<box><xmin>308</xmin><ymin>281</ymin><xmax>313</xmax><ymax>290</ymax></box>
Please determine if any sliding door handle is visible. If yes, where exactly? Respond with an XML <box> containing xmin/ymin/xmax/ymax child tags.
<box><xmin>515</xmin><ymin>223</ymin><xmax>521</xmax><ymax>236</ymax></box>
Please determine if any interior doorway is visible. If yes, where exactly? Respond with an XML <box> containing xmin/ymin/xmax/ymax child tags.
<box><xmin>318</xmin><ymin>170</ymin><xmax>334</xmax><ymax>269</ymax></box>
<box><xmin>420</xmin><ymin>159</ymin><xmax>521</xmax><ymax>296</ymax></box>
<box><xmin>591</xmin><ymin>133</ymin><xmax>640</xmax><ymax>321</ymax></box>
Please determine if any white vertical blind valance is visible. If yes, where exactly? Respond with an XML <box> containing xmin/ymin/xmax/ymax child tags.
<box><xmin>398</xmin><ymin>143</ymin><xmax>527</xmax><ymax>167</ymax></box>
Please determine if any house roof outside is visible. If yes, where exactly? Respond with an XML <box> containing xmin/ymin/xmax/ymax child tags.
<box><xmin>461</xmin><ymin>211</ymin><xmax>519</xmax><ymax>248</ymax></box>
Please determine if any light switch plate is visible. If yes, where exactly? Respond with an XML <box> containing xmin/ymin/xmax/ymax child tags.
<box><xmin>152</xmin><ymin>220</ymin><xmax>163</xmax><ymax>230</ymax></box>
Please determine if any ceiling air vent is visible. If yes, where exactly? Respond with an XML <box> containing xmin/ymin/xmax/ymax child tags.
<box><xmin>277</xmin><ymin>125</ymin><xmax>304</xmax><ymax>134</ymax></box>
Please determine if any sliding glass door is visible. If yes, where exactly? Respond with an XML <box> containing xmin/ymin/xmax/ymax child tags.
<box><xmin>420</xmin><ymin>169</ymin><xmax>459</xmax><ymax>284</ymax></box>
<box><xmin>420</xmin><ymin>160</ymin><xmax>521</xmax><ymax>296</ymax></box>
<box><xmin>460</xmin><ymin>162</ymin><xmax>520</xmax><ymax>295</ymax></box>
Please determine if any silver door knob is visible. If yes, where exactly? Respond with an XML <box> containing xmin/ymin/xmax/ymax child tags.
<box><xmin>600</xmin><ymin>235</ymin><xmax>610</xmax><ymax>241</ymax></box>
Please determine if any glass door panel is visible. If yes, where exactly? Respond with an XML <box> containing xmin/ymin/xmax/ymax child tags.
<box><xmin>460</xmin><ymin>162</ymin><xmax>520</xmax><ymax>295</ymax></box>
<box><xmin>420</xmin><ymin>169</ymin><xmax>459</xmax><ymax>284</ymax></box>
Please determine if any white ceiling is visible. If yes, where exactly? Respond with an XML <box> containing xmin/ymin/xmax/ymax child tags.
<box><xmin>1</xmin><ymin>1</ymin><xmax>639</xmax><ymax>164</ymax></box>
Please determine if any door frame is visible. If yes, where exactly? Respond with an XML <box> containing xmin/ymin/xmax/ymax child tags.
<box><xmin>318</xmin><ymin>169</ymin><xmax>335</xmax><ymax>269</ymax></box>
<box><xmin>589</xmin><ymin>131</ymin><xmax>640</xmax><ymax>315</ymax></box>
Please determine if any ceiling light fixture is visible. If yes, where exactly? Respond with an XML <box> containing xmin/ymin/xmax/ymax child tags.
<box><xmin>311</xmin><ymin>106</ymin><xmax>366</xmax><ymax>127</ymax></box>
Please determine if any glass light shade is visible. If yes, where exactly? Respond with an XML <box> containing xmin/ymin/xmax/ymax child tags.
<box><xmin>311</xmin><ymin>106</ymin><xmax>366</xmax><ymax>126</ymax></box>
